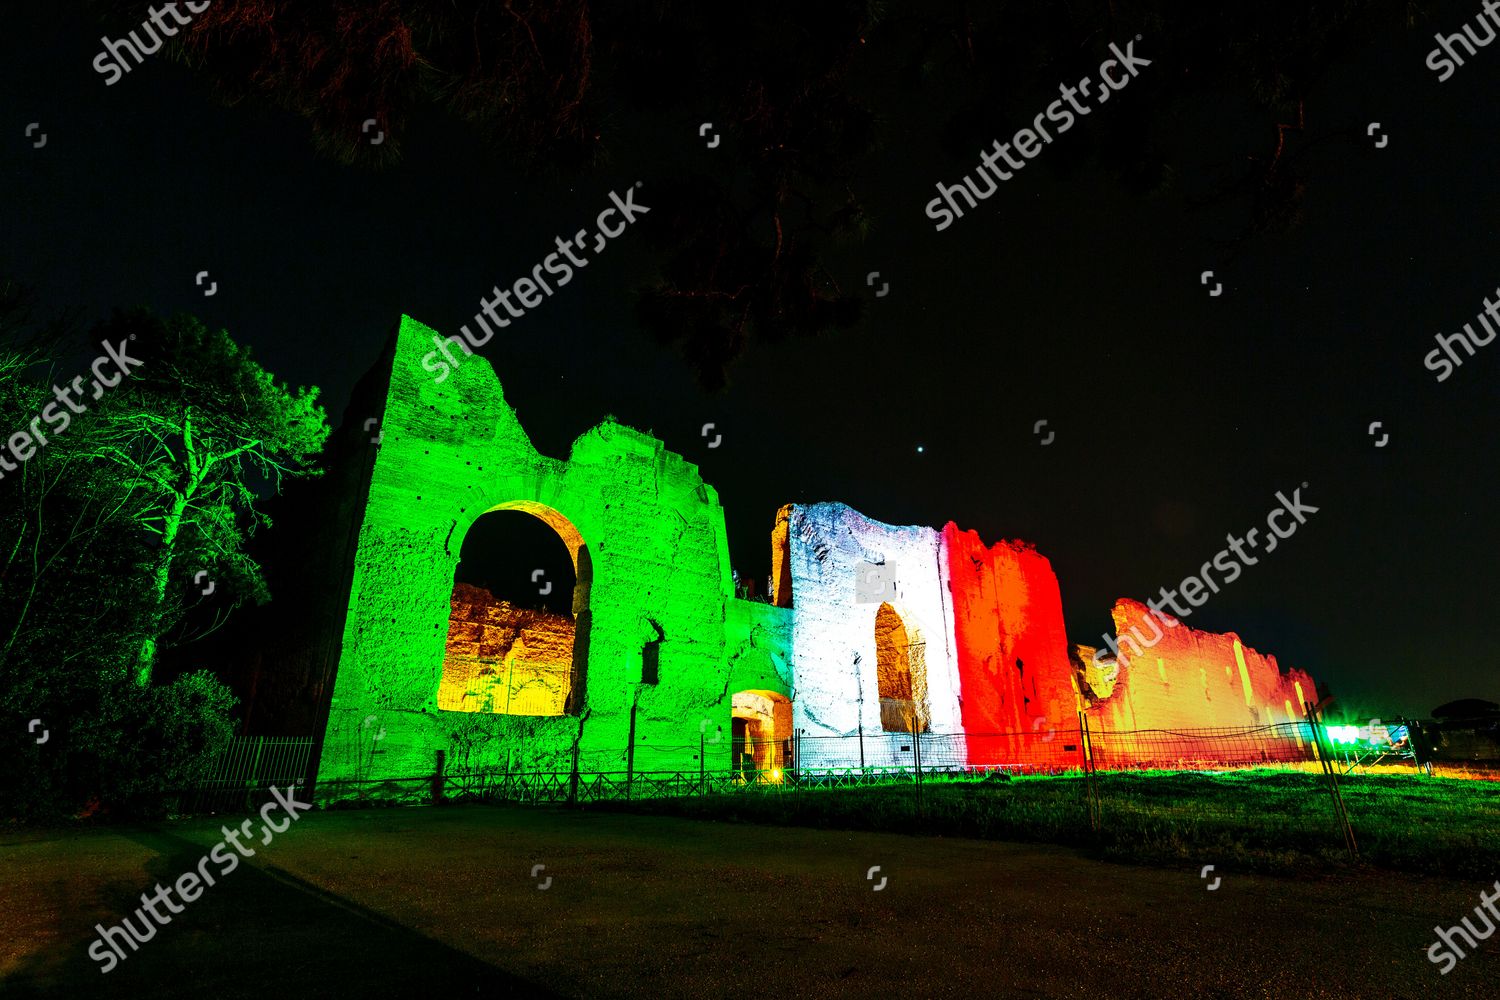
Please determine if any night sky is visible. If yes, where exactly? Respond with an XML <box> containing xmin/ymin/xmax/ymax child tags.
<box><xmin>3</xmin><ymin>2</ymin><xmax>1497</xmax><ymax>716</ymax></box>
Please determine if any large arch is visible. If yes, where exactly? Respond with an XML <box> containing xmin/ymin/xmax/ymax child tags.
<box><xmin>437</xmin><ymin>502</ymin><xmax>592</xmax><ymax>717</ymax></box>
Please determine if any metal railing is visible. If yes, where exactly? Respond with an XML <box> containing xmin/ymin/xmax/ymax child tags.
<box><xmin>185</xmin><ymin>735</ymin><xmax>316</xmax><ymax>813</ymax></box>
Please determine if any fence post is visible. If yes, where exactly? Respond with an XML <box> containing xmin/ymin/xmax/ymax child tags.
<box><xmin>1405</xmin><ymin>718</ymin><xmax>1432</xmax><ymax>776</ymax></box>
<box><xmin>1304</xmin><ymin>701</ymin><xmax>1359</xmax><ymax>860</ymax></box>
<box><xmin>912</xmin><ymin>726</ymin><xmax>923</xmax><ymax>814</ymax></box>
<box><xmin>568</xmin><ymin>738</ymin><xmax>580</xmax><ymax>805</ymax></box>
<box><xmin>858</xmin><ymin>719</ymin><xmax>865</xmax><ymax>773</ymax></box>
<box><xmin>1079</xmin><ymin>711</ymin><xmax>1101</xmax><ymax>833</ymax></box>
<box><xmin>699</xmin><ymin>730</ymin><xmax>706</xmax><ymax>793</ymax></box>
<box><xmin>243</xmin><ymin>736</ymin><xmax>265</xmax><ymax>811</ymax></box>
<box><xmin>625</xmin><ymin>699</ymin><xmax>637</xmax><ymax>802</ymax></box>
<box><xmin>432</xmin><ymin>749</ymin><xmax>446</xmax><ymax>804</ymax></box>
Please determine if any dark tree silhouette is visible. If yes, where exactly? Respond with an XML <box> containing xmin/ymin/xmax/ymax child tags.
<box><xmin>94</xmin><ymin>0</ymin><xmax>1426</xmax><ymax>384</ymax></box>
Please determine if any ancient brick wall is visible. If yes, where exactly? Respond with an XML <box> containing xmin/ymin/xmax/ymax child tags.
<box><xmin>315</xmin><ymin>315</ymin><xmax>791</xmax><ymax>793</ymax></box>
<box><xmin>1082</xmin><ymin>598</ymin><xmax>1316</xmax><ymax>763</ymax></box>
<box><xmin>313</xmin><ymin>316</ymin><xmax>1322</xmax><ymax>791</ymax></box>
<box><xmin>440</xmin><ymin>582</ymin><xmax>575</xmax><ymax>715</ymax></box>
<box><xmin>782</xmin><ymin>502</ymin><xmax>965</xmax><ymax>768</ymax></box>
<box><xmin>942</xmin><ymin>525</ymin><xmax>1079</xmax><ymax>766</ymax></box>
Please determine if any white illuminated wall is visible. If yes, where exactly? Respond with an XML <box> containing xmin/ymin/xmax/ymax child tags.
<box><xmin>783</xmin><ymin>503</ymin><xmax>966</xmax><ymax>770</ymax></box>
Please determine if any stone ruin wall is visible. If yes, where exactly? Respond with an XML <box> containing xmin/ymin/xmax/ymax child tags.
<box><xmin>314</xmin><ymin>314</ymin><xmax>1321</xmax><ymax>792</ymax></box>
<box><xmin>783</xmin><ymin>511</ymin><xmax>1317</xmax><ymax>769</ymax></box>
<box><xmin>942</xmin><ymin>524</ymin><xmax>1079</xmax><ymax>767</ymax></box>
<box><xmin>1081</xmin><ymin>598</ymin><xmax>1317</xmax><ymax>763</ymax></box>
<box><xmin>316</xmin><ymin>315</ymin><xmax>793</xmax><ymax>794</ymax></box>
<box><xmin>781</xmin><ymin>502</ymin><xmax>965</xmax><ymax>769</ymax></box>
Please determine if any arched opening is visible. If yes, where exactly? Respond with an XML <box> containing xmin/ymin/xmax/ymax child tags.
<box><xmin>731</xmin><ymin>689</ymin><xmax>793</xmax><ymax>777</ymax></box>
<box><xmin>437</xmin><ymin>503</ymin><xmax>590</xmax><ymax>716</ymax></box>
<box><xmin>875</xmin><ymin>602</ymin><xmax>928</xmax><ymax>733</ymax></box>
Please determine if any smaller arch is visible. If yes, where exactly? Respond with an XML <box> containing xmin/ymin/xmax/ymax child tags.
<box><xmin>732</xmin><ymin>689</ymin><xmax>793</xmax><ymax>775</ymax></box>
<box><xmin>875</xmin><ymin>602</ymin><xmax>929</xmax><ymax>734</ymax></box>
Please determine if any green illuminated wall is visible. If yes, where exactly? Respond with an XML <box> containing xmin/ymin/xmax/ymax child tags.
<box><xmin>315</xmin><ymin>315</ymin><xmax>791</xmax><ymax>793</ymax></box>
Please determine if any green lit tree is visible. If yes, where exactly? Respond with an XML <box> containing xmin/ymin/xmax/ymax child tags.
<box><xmin>82</xmin><ymin>311</ymin><xmax>330</xmax><ymax>686</ymax></box>
<box><xmin>1</xmin><ymin>290</ymin><xmax>250</xmax><ymax>817</ymax></box>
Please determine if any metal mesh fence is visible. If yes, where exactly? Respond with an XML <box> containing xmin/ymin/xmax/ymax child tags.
<box><xmin>302</xmin><ymin>719</ymin><xmax>1473</xmax><ymax>802</ymax></box>
<box><xmin>1084</xmin><ymin>721</ymin><xmax>1317</xmax><ymax>770</ymax></box>
<box><xmin>179</xmin><ymin>719</ymin><xmax>1500</xmax><ymax>873</ymax></box>
<box><xmin>182</xmin><ymin>735</ymin><xmax>316</xmax><ymax>813</ymax></box>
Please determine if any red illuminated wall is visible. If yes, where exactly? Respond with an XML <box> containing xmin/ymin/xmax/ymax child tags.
<box><xmin>943</xmin><ymin>524</ymin><xmax>1079</xmax><ymax>766</ymax></box>
<box><xmin>1082</xmin><ymin>598</ymin><xmax>1317</xmax><ymax>765</ymax></box>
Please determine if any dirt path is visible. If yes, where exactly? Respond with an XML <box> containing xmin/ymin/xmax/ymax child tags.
<box><xmin>2</xmin><ymin>805</ymin><xmax>1495</xmax><ymax>998</ymax></box>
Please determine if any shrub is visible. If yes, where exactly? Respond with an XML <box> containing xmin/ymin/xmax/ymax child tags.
<box><xmin>2</xmin><ymin>670</ymin><xmax>238</xmax><ymax>822</ymax></box>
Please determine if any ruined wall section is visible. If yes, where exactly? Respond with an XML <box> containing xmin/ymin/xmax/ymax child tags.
<box><xmin>942</xmin><ymin>525</ymin><xmax>1079</xmax><ymax>766</ymax></box>
<box><xmin>562</xmin><ymin>424</ymin><xmax>729</xmax><ymax>770</ymax></box>
<box><xmin>784</xmin><ymin>503</ymin><xmax>964</xmax><ymax>768</ymax></box>
<box><xmin>713</xmin><ymin>596</ymin><xmax>794</xmax><ymax>766</ymax></box>
<box><xmin>319</xmin><ymin>315</ymin><xmax>542</xmax><ymax>785</ymax></box>
<box><xmin>317</xmin><ymin>315</ymin><xmax>765</xmax><ymax>792</ymax></box>
<box><xmin>1083</xmin><ymin>598</ymin><xmax>1316</xmax><ymax>763</ymax></box>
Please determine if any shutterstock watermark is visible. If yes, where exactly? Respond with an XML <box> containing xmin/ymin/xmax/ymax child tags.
<box><xmin>421</xmin><ymin>183</ymin><xmax>650</xmax><ymax>383</ymax></box>
<box><xmin>1425</xmin><ymin>1</ymin><xmax>1500</xmax><ymax>82</ymax></box>
<box><xmin>87</xmin><ymin>785</ymin><xmax>312</xmax><ymax>973</ymax></box>
<box><xmin>93</xmin><ymin>2</ymin><xmax>213</xmax><ymax>87</ymax></box>
<box><xmin>925</xmin><ymin>38</ymin><xmax>1151</xmax><ymax>231</ymax></box>
<box><xmin>1422</xmin><ymin>284</ymin><xmax>1500</xmax><ymax>382</ymax></box>
<box><xmin>0</xmin><ymin>339</ymin><xmax>143</xmax><ymax>484</ymax></box>
<box><xmin>1097</xmin><ymin>486</ymin><xmax>1319</xmax><ymax>663</ymax></box>
<box><xmin>1427</xmin><ymin>880</ymin><xmax>1500</xmax><ymax>974</ymax></box>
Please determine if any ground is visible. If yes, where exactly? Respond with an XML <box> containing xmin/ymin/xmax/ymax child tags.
<box><xmin>2</xmin><ymin>805</ymin><xmax>1496</xmax><ymax>998</ymax></box>
<box><xmin>593</xmin><ymin>770</ymin><xmax>1500</xmax><ymax>878</ymax></box>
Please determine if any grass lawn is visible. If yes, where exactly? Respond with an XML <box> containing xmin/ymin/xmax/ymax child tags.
<box><xmin>586</xmin><ymin>769</ymin><xmax>1500</xmax><ymax>877</ymax></box>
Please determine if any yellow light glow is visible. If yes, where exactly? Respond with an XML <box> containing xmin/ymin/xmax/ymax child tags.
<box><xmin>1233</xmin><ymin>640</ymin><xmax>1255</xmax><ymax>706</ymax></box>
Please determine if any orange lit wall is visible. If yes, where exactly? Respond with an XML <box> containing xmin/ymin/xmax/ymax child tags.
<box><xmin>1082</xmin><ymin>598</ymin><xmax>1316</xmax><ymax>764</ymax></box>
<box><xmin>439</xmin><ymin>582</ymin><xmax>575</xmax><ymax>715</ymax></box>
<box><xmin>943</xmin><ymin>524</ymin><xmax>1079</xmax><ymax>767</ymax></box>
